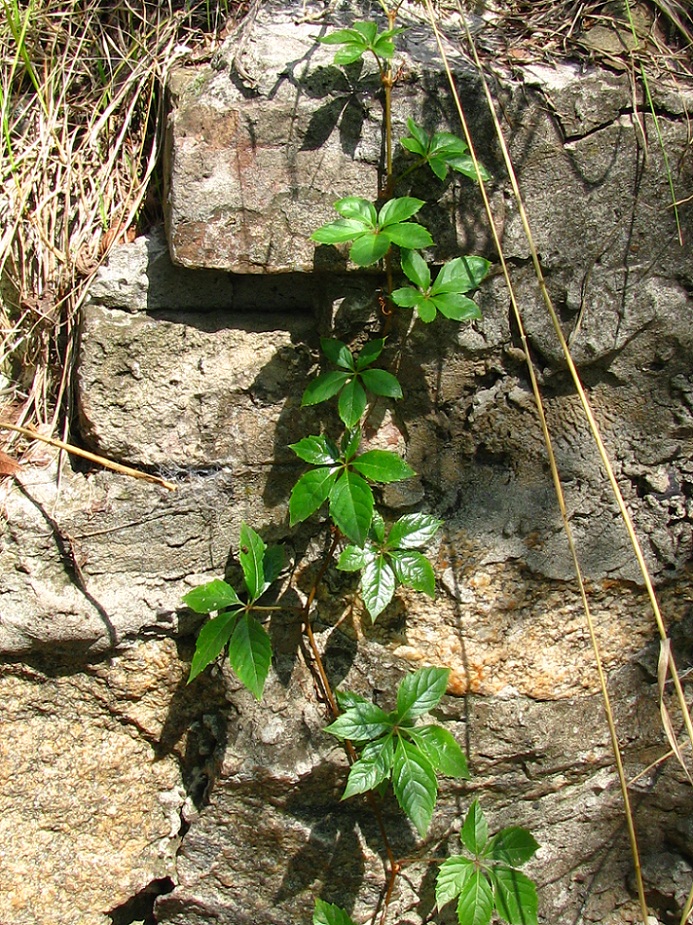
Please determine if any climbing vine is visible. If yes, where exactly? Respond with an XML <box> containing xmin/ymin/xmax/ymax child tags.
<box><xmin>183</xmin><ymin>8</ymin><xmax>539</xmax><ymax>925</ymax></box>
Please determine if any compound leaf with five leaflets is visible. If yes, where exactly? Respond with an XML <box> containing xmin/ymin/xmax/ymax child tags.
<box><xmin>436</xmin><ymin>801</ymin><xmax>539</xmax><ymax>925</ymax></box>
<box><xmin>317</xmin><ymin>21</ymin><xmax>404</xmax><ymax>66</ymax></box>
<box><xmin>400</xmin><ymin>118</ymin><xmax>491</xmax><ymax>183</ymax></box>
<box><xmin>312</xmin><ymin>197</ymin><xmax>432</xmax><ymax>267</ymax></box>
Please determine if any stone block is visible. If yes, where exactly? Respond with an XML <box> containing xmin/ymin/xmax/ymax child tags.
<box><xmin>0</xmin><ymin>641</ymin><xmax>184</xmax><ymax>925</ymax></box>
<box><xmin>164</xmin><ymin>0</ymin><xmax>492</xmax><ymax>273</ymax></box>
<box><xmin>76</xmin><ymin>304</ymin><xmax>315</xmax><ymax>468</ymax></box>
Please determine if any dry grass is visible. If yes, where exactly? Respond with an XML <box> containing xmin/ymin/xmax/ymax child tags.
<box><xmin>476</xmin><ymin>0</ymin><xmax>692</xmax><ymax>77</ymax></box>
<box><xmin>0</xmin><ymin>0</ymin><xmax>246</xmax><ymax>457</ymax></box>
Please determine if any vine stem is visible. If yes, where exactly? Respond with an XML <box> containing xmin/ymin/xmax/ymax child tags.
<box><xmin>299</xmin><ymin>529</ymin><xmax>400</xmax><ymax>921</ymax></box>
<box><xmin>379</xmin><ymin>6</ymin><xmax>398</xmax><ymax>338</ymax></box>
<box><xmin>301</xmin><ymin>530</ymin><xmax>341</xmax><ymax>716</ymax></box>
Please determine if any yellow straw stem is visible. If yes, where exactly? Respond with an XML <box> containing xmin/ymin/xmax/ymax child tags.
<box><xmin>0</xmin><ymin>421</ymin><xmax>177</xmax><ymax>491</ymax></box>
<box><xmin>422</xmin><ymin>2</ymin><xmax>655</xmax><ymax>920</ymax></box>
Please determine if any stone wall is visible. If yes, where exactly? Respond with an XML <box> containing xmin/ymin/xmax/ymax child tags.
<box><xmin>2</xmin><ymin>2</ymin><xmax>693</xmax><ymax>923</ymax></box>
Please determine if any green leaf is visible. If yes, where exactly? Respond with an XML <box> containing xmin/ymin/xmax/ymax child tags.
<box><xmin>378</xmin><ymin>196</ymin><xmax>425</xmax><ymax>227</ymax></box>
<box><xmin>355</xmin><ymin>337</ymin><xmax>385</xmax><ymax>370</ymax></box>
<box><xmin>383</xmin><ymin>222</ymin><xmax>433</xmax><ymax>250</ymax></box>
<box><xmin>188</xmin><ymin>610</ymin><xmax>239</xmax><ymax>683</ymax></box>
<box><xmin>428</xmin><ymin>155</ymin><xmax>450</xmax><ymax>181</ymax></box>
<box><xmin>431</xmin><ymin>256</ymin><xmax>491</xmax><ymax>295</ymax></box>
<box><xmin>289</xmin><ymin>467</ymin><xmax>339</xmax><ymax>525</ymax></box>
<box><xmin>430</xmin><ymin>132</ymin><xmax>468</xmax><ymax>156</ymax></box>
<box><xmin>334</xmin><ymin>196</ymin><xmax>377</xmax><ymax>226</ymax></box>
<box><xmin>461</xmin><ymin>800</ymin><xmax>488</xmax><ymax>855</ymax></box>
<box><xmin>392</xmin><ymin>736</ymin><xmax>437</xmax><ymax>836</ymax></box>
<box><xmin>325</xmin><ymin>701</ymin><xmax>393</xmax><ymax>742</ymax></box>
<box><xmin>228</xmin><ymin>613</ymin><xmax>272</xmax><ymax>700</ymax></box>
<box><xmin>416</xmin><ymin>298</ymin><xmax>437</xmax><ymax>323</ymax></box>
<box><xmin>490</xmin><ymin>867</ymin><xmax>538</xmax><ymax>925</ymax></box>
<box><xmin>337</xmin><ymin>544</ymin><xmax>369</xmax><ymax>571</ymax></box>
<box><xmin>361</xmin><ymin>555</ymin><xmax>396</xmax><ymax>620</ymax></box>
<box><xmin>428</xmin><ymin>134</ymin><xmax>468</xmax><ymax>169</ymax></box>
<box><xmin>302</xmin><ymin>370</ymin><xmax>351</xmax><ymax>406</ymax></box>
<box><xmin>403</xmin><ymin>118</ymin><xmax>428</xmax><ymax>155</ymax></box>
<box><xmin>388</xmin><ymin>512</ymin><xmax>443</xmax><ymax>549</ymax></box>
<box><xmin>390</xmin><ymin>550</ymin><xmax>436</xmax><ymax>596</ymax></box>
<box><xmin>401</xmin><ymin>135</ymin><xmax>426</xmax><ymax>157</ymax></box>
<box><xmin>329</xmin><ymin>470</ymin><xmax>374</xmax><ymax>546</ymax></box>
<box><xmin>401</xmin><ymin>248</ymin><xmax>431</xmax><ymax>291</ymax></box>
<box><xmin>351</xmin><ymin>449</ymin><xmax>414</xmax><ymax>483</ymax></box>
<box><xmin>351</xmin><ymin>21</ymin><xmax>378</xmax><ymax>43</ymax></box>
<box><xmin>405</xmin><ymin>725</ymin><xmax>470</xmax><ymax>778</ymax></box>
<box><xmin>263</xmin><ymin>544</ymin><xmax>284</xmax><ymax>585</ymax></box>
<box><xmin>343</xmin><ymin>734</ymin><xmax>394</xmax><ymax>797</ymax></box>
<box><xmin>486</xmin><ymin>828</ymin><xmax>540</xmax><ymax>866</ymax></box>
<box><xmin>239</xmin><ymin>523</ymin><xmax>266</xmax><ymax>602</ymax></box>
<box><xmin>431</xmin><ymin>292</ymin><xmax>482</xmax><ymax>322</ymax></box>
<box><xmin>396</xmin><ymin>666</ymin><xmax>450</xmax><ymax>721</ymax></box>
<box><xmin>313</xmin><ymin>898</ymin><xmax>357</xmax><ymax>925</ymax></box>
<box><xmin>391</xmin><ymin>286</ymin><xmax>424</xmax><ymax>309</ymax></box>
<box><xmin>372</xmin><ymin>34</ymin><xmax>398</xmax><ymax>58</ymax></box>
<box><xmin>321</xmin><ymin>337</ymin><xmax>354</xmax><ymax>370</ymax></box>
<box><xmin>338</xmin><ymin>376</ymin><xmax>367</xmax><ymax>428</ymax></box>
<box><xmin>290</xmin><ymin>435</ymin><xmax>341</xmax><ymax>465</ymax></box>
<box><xmin>312</xmin><ymin>218</ymin><xmax>370</xmax><ymax>244</ymax></box>
<box><xmin>335</xmin><ymin>689</ymin><xmax>370</xmax><ymax>710</ymax></box>
<box><xmin>183</xmin><ymin>579</ymin><xmax>242</xmax><ymax>614</ymax></box>
<box><xmin>370</xmin><ymin>509</ymin><xmax>386</xmax><ymax>543</ymax></box>
<box><xmin>333</xmin><ymin>44</ymin><xmax>368</xmax><ymax>65</ymax></box>
<box><xmin>456</xmin><ymin>869</ymin><xmax>494</xmax><ymax>925</ymax></box>
<box><xmin>317</xmin><ymin>28</ymin><xmax>367</xmax><ymax>46</ymax></box>
<box><xmin>436</xmin><ymin>856</ymin><xmax>474</xmax><ymax>909</ymax></box>
<box><xmin>360</xmin><ymin>368</ymin><xmax>402</xmax><ymax>399</ymax></box>
<box><xmin>341</xmin><ymin>427</ymin><xmax>361</xmax><ymax>460</ymax></box>
<box><xmin>447</xmin><ymin>153</ymin><xmax>491</xmax><ymax>182</ymax></box>
<box><xmin>350</xmin><ymin>231</ymin><xmax>391</xmax><ymax>266</ymax></box>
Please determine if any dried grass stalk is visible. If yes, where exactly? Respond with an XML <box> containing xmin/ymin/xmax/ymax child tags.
<box><xmin>0</xmin><ymin>0</ymin><xmax>242</xmax><ymax>458</ymax></box>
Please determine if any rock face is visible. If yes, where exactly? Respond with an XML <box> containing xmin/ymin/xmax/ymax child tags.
<box><xmin>0</xmin><ymin>640</ymin><xmax>186</xmax><ymax>925</ymax></box>
<box><xmin>2</xmin><ymin>1</ymin><xmax>693</xmax><ymax>923</ymax></box>
<box><xmin>164</xmin><ymin>5</ymin><xmax>494</xmax><ymax>272</ymax></box>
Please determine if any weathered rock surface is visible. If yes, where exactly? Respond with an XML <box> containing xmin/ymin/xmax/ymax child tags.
<box><xmin>77</xmin><ymin>304</ymin><xmax>316</xmax><ymax>468</ymax></box>
<box><xmin>165</xmin><ymin>3</ymin><xmax>494</xmax><ymax>272</ymax></box>
<box><xmin>0</xmin><ymin>640</ymin><xmax>187</xmax><ymax>925</ymax></box>
<box><xmin>0</xmin><ymin>462</ymin><xmax>275</xmax><ymax>655</ymax></box>
<box><xmin>154</xmin><ymin>635</ymin><xmax>693</xmax><ymax>925</ymax></box>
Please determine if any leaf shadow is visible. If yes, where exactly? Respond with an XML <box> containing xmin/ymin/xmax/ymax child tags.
<box><xmin>274</xmin><ymin>759</ymin><xmax>421</xmax><ymax>917</ymax></box>
<box><xmin>298</xmin><ymin>62</ymin><xmax>371</xmax><ymax>158</ymax></box>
